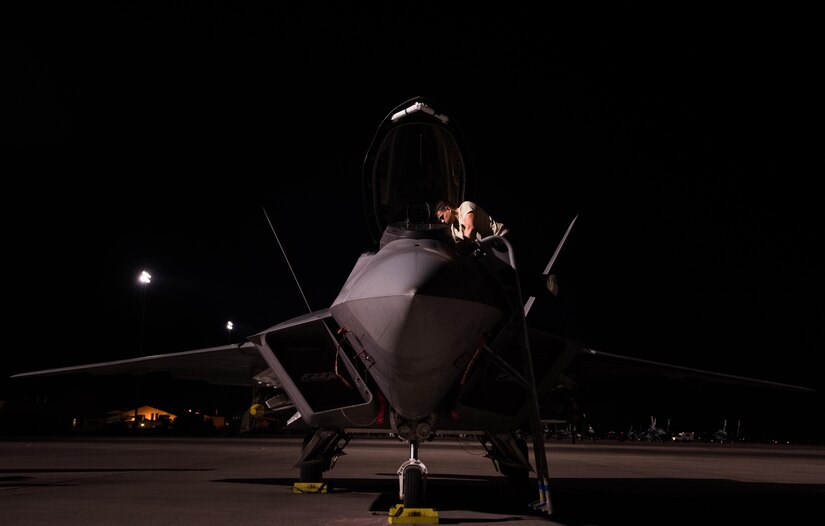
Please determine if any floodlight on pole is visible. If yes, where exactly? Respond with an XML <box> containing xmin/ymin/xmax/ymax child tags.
<box><xmin>138</xmin><ymin>270</ymin><xmax>151</xmax><ymax>354</ymax></box>
<box><xmin>226</xmin><ymin>321</ymin><xmax>233</xmax><ymax>343</ymax></box>
<box><xmin>136</xmin><ymin>269</ymin><xmax>151</xmax><ymax>430</ymax></box>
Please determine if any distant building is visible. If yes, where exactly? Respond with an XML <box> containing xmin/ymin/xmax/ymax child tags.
<box><xmin>117</xmin><ymin>405</ymin><xmax>177</xmax><ymax>430</ymax></box>
<box><xmin>69</xmin><ymin>405</ymin><xmax>177</xmax><ymax>433</ymax></box>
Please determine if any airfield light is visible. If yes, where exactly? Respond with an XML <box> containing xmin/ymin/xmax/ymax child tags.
<box><xmin>139</xmin><ymin>270</ymin><xmax>152</xmax><ymax>284</ymax></box>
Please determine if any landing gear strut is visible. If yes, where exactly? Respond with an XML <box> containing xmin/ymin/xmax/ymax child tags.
<box><xmin>293</xmin><ymin>428</ymin><xmax>349</xmax><ymax>494</ymax></box>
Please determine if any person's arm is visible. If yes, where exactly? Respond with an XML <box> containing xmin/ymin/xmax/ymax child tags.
<box><xmin>462</xmin><ymin>211</ymin><xmax>476</xmax><ymax>241</ymax></box>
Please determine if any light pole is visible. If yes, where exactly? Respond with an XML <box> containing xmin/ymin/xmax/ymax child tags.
<box><xmin>138</xmin><ymin>270</ymin><xmax>151</xmax><ymax>355</ymax></box>
<box><xmin>226</xmin><ymin>320</ymin><xmax>233</xmax><ymax>344</ymax></box>
<box><xmin>133</xmin><ymin>270</ymin><xmax>151</xmax><ymax>430</ymax></box>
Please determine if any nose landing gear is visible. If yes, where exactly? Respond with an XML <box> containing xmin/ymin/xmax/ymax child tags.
<box><xmin>389</xmin><ymin>440</ymin><xmax>438</xmax><ymax>524</ymax></box>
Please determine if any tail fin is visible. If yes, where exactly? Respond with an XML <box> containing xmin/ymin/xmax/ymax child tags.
<box><xmin>524</xmin><ymin>214</ymin><xmax>578</xmax><ymax>316</ymax></box>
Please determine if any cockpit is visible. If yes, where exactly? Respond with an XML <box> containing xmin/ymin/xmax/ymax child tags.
<box><xmin>362</xmin><ymin>96</ymin><xmax>474</xmax><ymax>247</ymax></box>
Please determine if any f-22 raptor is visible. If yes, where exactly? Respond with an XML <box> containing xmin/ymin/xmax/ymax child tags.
<box><xmin>12</xmin><ymin>96</ymin><xmax>814</xmax><ymax>518</ymax></box>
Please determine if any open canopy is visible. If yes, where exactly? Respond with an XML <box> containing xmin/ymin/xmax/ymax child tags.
<box><xmin>362</xmin><ymin>96</ymin><xmax>474</xmax><ymax>244</ymax></box>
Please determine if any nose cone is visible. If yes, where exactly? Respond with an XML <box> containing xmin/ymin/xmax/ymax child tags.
<box><xmin>331</xmin><ymin>238</ymin><xmax>505</xmax><ymax>420</ymax></box>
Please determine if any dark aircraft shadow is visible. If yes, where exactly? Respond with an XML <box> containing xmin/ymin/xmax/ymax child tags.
<box><xmin>216</xmin><ymin>475</ymin><xmax>825</xmax><ymax>525</ymax></box>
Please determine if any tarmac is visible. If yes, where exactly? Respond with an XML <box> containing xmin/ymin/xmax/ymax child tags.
<box><xmin>1</xmin><ymin>435</ymin><xmax>823</xmax><ymax>525</ymax></box>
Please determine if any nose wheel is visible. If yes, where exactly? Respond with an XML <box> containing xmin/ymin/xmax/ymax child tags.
<box><xmin>397</xmin><ymin>441</ymin><xmax>427</xmax><ymax>508</ymax></box>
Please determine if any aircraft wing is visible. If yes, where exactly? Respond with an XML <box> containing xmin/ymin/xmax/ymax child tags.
<box><xmin>572</xmin><ymin>346</ymin><xmax>816</xmax><ymax>392</ymax></box>
<box><xmin>10</xmin><ymin>342</ymin><xmax>268</xmax><ymax>387</ymax></box>
<box><xmin>10</xmin><ymin>307</ymin><xmax>377</xmax><ymax>428</ymax></box>
<box><xmin>526</xmin><ymin>327</ymin><xmax>816</xmax><ymax>394</ymax></box>
<box><xmin>9</xmin><ymin>310</ymin><xmax>344</xmax><ymax>389</ymax></box>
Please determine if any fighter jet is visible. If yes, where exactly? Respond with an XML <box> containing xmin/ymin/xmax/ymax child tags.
<box><xmin>10</xmin><ymin>96</ymin><xmax>815</xmax><ymax>518</ymax></box>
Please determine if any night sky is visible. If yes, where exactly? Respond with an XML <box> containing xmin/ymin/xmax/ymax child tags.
<box><xmin>5</xmin><ymin>6</ymin><xmax>822</xmax><ymax>437</ymax></box>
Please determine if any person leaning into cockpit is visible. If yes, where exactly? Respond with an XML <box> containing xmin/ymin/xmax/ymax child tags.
<box><xmin>435</xmin><ymin>199</ymin><xmax>557</xmax><ymax>297</ymax></box>
<box><xmin>435</xmin><ymin>199</ymin><xmax>508</xmax><ymax>245</ymax></box>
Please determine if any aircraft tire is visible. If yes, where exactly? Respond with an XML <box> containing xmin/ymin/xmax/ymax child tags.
<box><xmin>300</xmin><ymin>462</ymin><xmax>322</xmax><ymax>482</ymax></box>
<box><xmin>402</xmin><ymin>466</ymin><xmax>424</xmax><ymax>508</ymax></box>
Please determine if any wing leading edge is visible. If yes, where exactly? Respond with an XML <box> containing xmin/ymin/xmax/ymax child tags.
<box><xmin>10</xmin><ymin>342</ymin><xmax>267</xmax><ymax>387</ymax></box>
<box><xmin>576</xmin><ymin>347</ymin><xmax>817</xmax><ymax>393</ymax></box>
